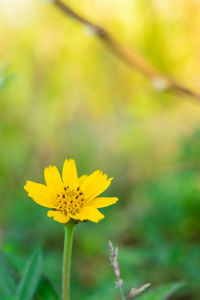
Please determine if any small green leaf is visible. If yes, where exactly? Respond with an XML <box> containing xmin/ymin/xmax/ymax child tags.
<box><xmin>0</xmin><ymin>254</ymin><xmax>16</xmax><ymax>297</ymax></box>
<box><xmin>138</xmin><ymin>281</ymin><xmax>185</xmax><ymax>300</ymax></box>
<box><xmin>35</xmin><ymin>276</ymin><xmax>59</xmax><ymax>300</ymax></box>
<box><xmin>16</xmin><ymin>249</ymin><xmax>42</xmax><ymax>300</ymax></box>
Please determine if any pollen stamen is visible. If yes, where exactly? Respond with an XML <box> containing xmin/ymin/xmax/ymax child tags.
<box><xmin>55</xmin><ymin>186</ymin><xmax>85</xmax><ymax>215</ymax></box>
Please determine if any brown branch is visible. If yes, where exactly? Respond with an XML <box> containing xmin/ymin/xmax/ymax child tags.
<box><xmin>52</xmin><ymin>0</ymin><xmax>200</xmax><ymax>103</ymax></box>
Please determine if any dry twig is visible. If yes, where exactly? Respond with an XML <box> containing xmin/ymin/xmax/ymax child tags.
<box><xmin>109</xmin><ymin>241</ymin><xmax>125</xmax><ymax>300</ymax></box>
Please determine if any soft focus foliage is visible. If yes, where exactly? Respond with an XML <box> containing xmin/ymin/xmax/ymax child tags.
<box><xmin>1</xmin><ymin>0</ymin><xmax>200</xmax><ymax>299</ymax></box>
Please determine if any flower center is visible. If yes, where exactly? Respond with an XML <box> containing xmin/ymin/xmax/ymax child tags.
<box><xmin>55</xmin><ymin>186</ymin><xmax>84</xmax><ymax>216</ymax></box>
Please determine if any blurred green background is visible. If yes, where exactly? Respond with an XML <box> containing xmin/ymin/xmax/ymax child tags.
<box><xmin>1</xmin><ymin>0</ymin><xmax>200</xmax><ymax>299</ymax></box>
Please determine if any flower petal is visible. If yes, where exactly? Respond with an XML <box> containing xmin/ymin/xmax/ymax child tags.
<box><xmin>87</xmin><ymin>197</ymin><xmax>118</xmax><ymax>208</ymax></box>
<box><xmin>75</xmin><ymin>206</ymin><xmax>104</xmax><ymax>223</ymax></box>
<box><xmin>62</xmin><ymin>159</ymin><xmax>79</xmax><ymax>188</ymax></box>
<box><xmin>24</xmin><ymin>181</ymin><xmax>55</xmax><ymax>208</ymax></box>
<box><xmin>81</xmin><ymin>170</ymin><xmax>113</xmax><ymax>202</ymax></box>
<box><xmin>47</xmin><ymin>210</ymin><xmax>70</xmax><ymax>223</ymax></box>
<box><xmin>44</xmin><ymin>166</ymin><xmax>63</xmax><ymax>194</ymax></box>
<box><xmin>79</xmin><ymin>175</ymin><xmax>88</xmax><ymax>186</ymax></box>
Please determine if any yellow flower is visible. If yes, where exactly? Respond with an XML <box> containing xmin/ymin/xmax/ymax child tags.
<box><xmin>24</xmin><ymin>158</ymin><xmax>118</xmax><ymax>224</ymax></box>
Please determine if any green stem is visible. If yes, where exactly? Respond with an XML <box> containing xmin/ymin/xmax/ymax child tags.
<box><xmin>62</xmin><ymin>220</ymin><xmax>76</xmax><ymax>300</ymax></box>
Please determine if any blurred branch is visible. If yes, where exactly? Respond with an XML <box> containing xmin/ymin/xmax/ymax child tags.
<box><xmin>52</xmin><ymin>0</ymin><xmax>200</xmax><ymax>103</ymax></box>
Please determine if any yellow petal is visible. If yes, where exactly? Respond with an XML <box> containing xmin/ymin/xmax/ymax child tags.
<box><xmin>24</xmin><ymin>181</ymin><xmax>55</xmax><ymax>208</ymax></box>
<box><xmin>79</xmin><ymin>175</ymin><xmax>88</xmax><ymax>186</ymax></box>
<box><xmin>76</xmin><ymin>206</ymin><xmax>104</xmax><ymax>223</ymax></box>
<box><xmin>44</xmin><ymin>166</ymin><xmax>63</xmax><ymax>194</ymax></box>
<box><xmin>81</xmin><ymin>170</ymin><xmax>113</xmax><ymax>202</ymax></box>
<box><xmin>87</xmin><ymin>197</ymin><xmax>118</xmax><ymax>208</ymax></box>
<box><xmin>47</xmin><ymin>210</ymin><xmax>70</xmax><ymax>223</ymax></box>
<box><xmin>62</xmin><ymin>159</ymin><xmax>79</xmax><ymax>189</ymax></box>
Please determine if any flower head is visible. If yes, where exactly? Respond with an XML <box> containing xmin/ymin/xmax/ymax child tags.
<box><xmin>24</xmin><ymin>158</ymin><xmax>118</xmax><ymax>224</ymax></box>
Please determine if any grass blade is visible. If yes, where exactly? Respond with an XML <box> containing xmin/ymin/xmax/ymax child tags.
<box><xmin>16</xmin><ymin>249</ymin><xmax>42</xmax><ymax>300</ymax></box>
<box><xmin>0</xmin><ymin>253</ymin><xmax>16</xmax><ymax>297</ymax></box>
